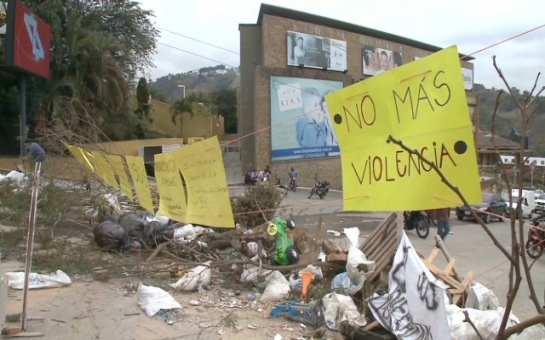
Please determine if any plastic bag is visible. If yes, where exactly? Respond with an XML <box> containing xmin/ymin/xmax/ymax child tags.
<box><xmin>509</xmin><ymin>324</ymin><xmax>545</xmax><ymax>339</ymax></box>
<box><xmin>93</xmin><ymin>220</ymin><xmax>129</xmax><ymax>251</ymax></box>
<box><xmin>170</xmin><ymin>261</ymin><xmax>211</xmax><ymax>291</ymax></box>
<box><xmin>137</xmin><ymin>283</ymin><xmax>183</xmax><ymax>317</ymax></box>
<box><xmin>331</xmin><ymin>272</ymin><xmax>363</xmax><ymax>295</ymax></box>
<box><xmin>6</xmin><ymin>270</ymin><xmax>72</xmax><ymax>289</ymax></box>
<box><xmin>145</xmin><ymin>211</ymin><xmax>169</xmax><ymax>226</ymax></box>
<box><xmin>240</xmin><ymin>265</ymin><xmax>273</xmax><ymax>288</ymax></box>
<box><xmin>260</xmin><ymin>271</ymin><xmax>290</xmax><ymax>302</ymax></box>
<box><xmin>446</xmin><ymin>305</ymin><xmax>519</xmax><ymax>340</ymax></box>
<box><xmin>322</xmin><ymin>292</ymin><xmax>366</xmax><ymax>330</ymax></box>
<box><xmin>343</xmin><ymin>227</ymin><xmax>375</xmax><ymax>293</ymax></box>
<box><xmin>173</xmin><ymin>224</ymin><xmax>197</xmax><ymax>241</ymax></box>
<box><xmin>466</xmin><ymin>282</ymin><xmax>500</xmax><ymax>311</ymax></box>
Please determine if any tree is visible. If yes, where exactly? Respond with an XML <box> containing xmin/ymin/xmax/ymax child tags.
<box><xmin>211</xmin><ymin>89</ymin><xmax>237</xmax><ymax>133</ymax></box>
<box><xmin>136</xmin><ymin>77</ymin><xmax>151</xmax><ymax>121</ymax></box>
<box><xmin>0</xmin><ymin>0</ymin><xmax>160</xmax><ymax>154</ymax></box>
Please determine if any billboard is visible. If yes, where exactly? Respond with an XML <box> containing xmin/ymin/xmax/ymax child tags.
<box><xmin>415</xmin><ymin>56</ymin><xmax>473</xmax><ymax>90</ymax></box>
<box><xmin>362</xmin><ymin>45</ymin><xmax>403</xmax><ymax>76</ymax></box>
<box><xmin>5</xmin><ymin>0</ymin><xmax>51</xmax><ymax>79</ymax></box>
<box><xmin>270</xmin><ymin>76</ymin><xmax>343</xmax><ymax>161</ymax></box>
<box><xmin>287</xmin><ymin>31</ymin><xmax>347</xmax><ymax>72</ymax></box>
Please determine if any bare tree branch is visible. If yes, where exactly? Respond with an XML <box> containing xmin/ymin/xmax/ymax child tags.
<box><xmin>463</xmin><ymin>310</ymin><xmax>484</xmax><ymax>340</ymax></box>
<box><xmin>493</xmin><ymin>56</ymin><xmax>523</xmax><ymax>112</ymax></box>
<box><xmin>386</xmin><ymin>135</ymin><xmax>514</xmax><ymax>263</ymax></box>
<box><xmin>524</xmin><ymin>72</ymin><xmax>541</xmax><ymax>103</ymax></box>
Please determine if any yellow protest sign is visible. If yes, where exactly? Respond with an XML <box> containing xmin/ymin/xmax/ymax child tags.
<box><xmin>154</xmin><ymin>152</ymin><xmax>187</xmax><ymax>221</ymax></box>
<box><xmin>62</xmin><ymin>141</ymin><xmax>94</xmax><ymax>172</ymax></box>
<box><xmin>105</xmin><ymin>154</ymin><xmax>133</xmax><ymax>201</ymax></box>
<box><xmin>88</xmin><ymin>151</ymin><xmax>120</xmax><ymax>190</ymax></box>
<box><xmin>175</xmin><ymin>136</ymin><xmax>234</xmax><ymax>228</ymax></box>
<box><xmin>125</xmin><ymin>156</ymin><xmax>155</xmax><ymax>213</ymax></box>
<box><xmin>325</xmin><ymin>46</ymin><xmax>480</xmax><ymax>211</ymax></box>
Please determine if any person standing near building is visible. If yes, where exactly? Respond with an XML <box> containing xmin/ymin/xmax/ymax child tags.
<box><xmin>434</xmin><ymin>207</ymin><xmax>451</xmax><ymax>240</ymax></box>
<box><xmin>24</xmin><ymin>139</ymin><xmax>47</xmax><ymax>165</ymax></box>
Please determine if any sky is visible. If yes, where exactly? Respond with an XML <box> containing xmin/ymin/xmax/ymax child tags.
<box><xmin>137</xmin><ymin>0</ymin><xmax>545</xmax><ymax>92</ymax></box>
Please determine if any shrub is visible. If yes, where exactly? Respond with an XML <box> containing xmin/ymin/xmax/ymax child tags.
<box><xmin>231</xmin><ymin>183</ymin><xmax>283</xmax><ymax>227</ymax></box>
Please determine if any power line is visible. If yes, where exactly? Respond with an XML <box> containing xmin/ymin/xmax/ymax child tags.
<box><xmin>158</xmin><ymin>27</ymin><xmax>239</xmax><ymax>55</ymax></box>
<box><xmin>157</xmin><ymin>42</ymin><xmax>238</xmax><ymax>68</ymax></box>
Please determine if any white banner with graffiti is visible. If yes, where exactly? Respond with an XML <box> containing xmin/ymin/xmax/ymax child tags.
<box><xmin>368</xmin><ymin>233</ymin><xmax>451</xmax><ymax>340</ymax></box>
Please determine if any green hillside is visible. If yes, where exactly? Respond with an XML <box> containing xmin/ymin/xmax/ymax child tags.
<box><xmin>149</xmin><ymin>65</ymin><xmax>239</xmax><ymax>103</ymax></box>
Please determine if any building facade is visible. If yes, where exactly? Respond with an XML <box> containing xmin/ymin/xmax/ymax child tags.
<box><xmin>239</xmin><ymin>4</ymin><xmax>475</xmax><ymax>189</ymax></box>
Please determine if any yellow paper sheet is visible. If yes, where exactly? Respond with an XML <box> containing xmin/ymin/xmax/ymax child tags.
<box><xmin>62</xmin><ymin>141</ymin><xmax>94</xmax><ymax>172</ymax></box>
<box><xmin>125</xmin><ymin>156</ymin><xmax>155</xmax><ymax>213</ymax></box>
<box><xmin>175</xmin><ymin>136</ymin><xmax>234</xmax><ymax>228</ymax></box>
<box><xmin>88</xmin><ymin>151</ymin><xmax>119</xmax><ymax>190</ymax></box>
<box><xmin>325</xmin><ymin>45</ymin><xmax>481</xmax><ymax>211</ymax></box>
<box><xmin>106</xmin><ymin>154</ymin><xmax>133</xmax><ymax>201</ymax></box>
<box><xmin>154</xmin><ymin>152</ymin><xmax>187</xmax><ymax>221</ymax></box>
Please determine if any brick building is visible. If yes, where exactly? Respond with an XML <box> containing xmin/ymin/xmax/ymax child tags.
<box><xmin>238</xmin><ymin>4</ymin><xmax>476</xmax><ymax>189</ymax></box>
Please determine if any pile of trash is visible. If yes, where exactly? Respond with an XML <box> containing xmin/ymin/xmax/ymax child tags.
<box><xmin>89</xmin><ymin>209</ymin><xmax>545</xmax><ymax>340</ymax></box>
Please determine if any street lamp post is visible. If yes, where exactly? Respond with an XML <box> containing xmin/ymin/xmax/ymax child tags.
<box><xmin>177</xmin><ymin>84</ymin><xmax>185</xmax><ymax>100</ymax></box>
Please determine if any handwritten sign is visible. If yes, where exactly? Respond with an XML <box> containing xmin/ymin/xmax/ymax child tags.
<box><xmin>62</xmin><ymin>142</ymin><xmax>94</xmax><ymax>172</ymax></box>
<box><xmin>89</xmin><ymin>151</ymin><xmax>119</xmax><ymax>190</ymax></box>
<box><xmin>154</xmin><ymin>152</ymin><xmax>187</xmax><ymax>221</ymax></box>
<box><xmin>176</xmin><ymin>136</ymin><xmax>234</xmax><ymax>228</ymax></box>
<box><xmin>369</xmin><ymin>233</ymin><xmax>451</xmax><ymax>339</ymax></box>
<box><xmin>325</xmin><ymin>46</ymin><xmax>480</xmax><ymax>211</ymax></box>
<box><xmin>105</xmin><ymin>154</ymin><xmax>133</xmax><ymax>201</ymax></box>
<box><xmin>125</xmin><ymin>156</ymin><xmax>155</xmax><ymax>213</ymax></box>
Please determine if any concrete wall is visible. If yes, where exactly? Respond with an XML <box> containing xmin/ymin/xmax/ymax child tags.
<box><xmin>149</xmin><ymin>100</ymin><xmax>225</xmax><ymax>140</ymax></box>
<box><xmin>239</xmin><ymin>13</ymin><xmax>475</xmax><ymax>189</ymax></box>
<box><xmin>239</xmin><ymin>24</ymin><xmax>262</xmax><ymax>171</ymax></box>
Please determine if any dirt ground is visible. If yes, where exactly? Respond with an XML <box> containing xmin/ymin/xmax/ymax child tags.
<box><xmin>3</xmin><ymin>274</ymin><xmax>333</xmax><ymax>340</ymax></box>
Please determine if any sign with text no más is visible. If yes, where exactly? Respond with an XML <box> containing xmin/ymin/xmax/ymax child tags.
<box><xmin>325</xmin><ymin>46</ymin><xmax>481</xmax><ymax>211</ymax></box>
<box><xmin>5</xmin><ymin>0</ymin><xmax>51</xmax><ymax>79</ymax></box>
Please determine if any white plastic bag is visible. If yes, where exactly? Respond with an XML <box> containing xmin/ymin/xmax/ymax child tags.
<box><xmin>170</xmin><ymin>261</ymin><xmax>211</xmax><ymax>291</ymax></box>
<box><xmin>260</xmin><ymin>271</ymin><xmax>290</xmax><ymax>302</ymax></box>
<box><xmin>446</xmin><ymin>305</ymin><xmax>519</xmax><ymax>340</ymax></box>
<box><xmin>6</xmin><ymin>270</ymin><xmax>72</xmax><ymax>290</ymax></box>
<box><xmin>343</xmin><ymin>227</ymin><xmax>375</xmax><ymax>291</ymax></box>
<box><xmin>137</xmin><ymin>283</ymin><xmax>183</xmax><ymax>317</ymax></box>
<box><xmin>173</xmin><ymin>224</ymin><xmax>196</xmax><ymax>241</ymax></box>
<box><xmin>322</xmin><ymin>292</ymin><xmax>366</xmax><ymax>330</ymax></box>
<box><xmin>146</xmin><ymin>211</ymin><xmax>169</xmax><ymax>225</ymax></box>
<box><xmin>240</xmin><ymin>265</ymin><xmax>272</xmax><ymax>288</ymax></box>
<box><xmin>466</xmin><ymin>282</ymin><xmax>500</xmax><ymax>311</ymax></box>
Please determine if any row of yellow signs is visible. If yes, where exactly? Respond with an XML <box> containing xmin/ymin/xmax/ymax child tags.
<box><xmin>64</xmin><ymin>136</ymin><xmax>234</xmax><ymax>228</ymax></box>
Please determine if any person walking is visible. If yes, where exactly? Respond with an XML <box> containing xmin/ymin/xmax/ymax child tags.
<box><xmin>23</xmin><ymin>139</ymin><xmax>47</xmax><ymax>170</ymax></box>
<box><xmin>434</xmin><ymin>207</ymin><xmax>451</xmax><ymax>240</ymax></box>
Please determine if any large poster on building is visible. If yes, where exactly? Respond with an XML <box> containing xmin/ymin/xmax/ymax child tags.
<box><xmin>362</xmin><ymin>46</ymin><xmax>403</xmax><ymax>76</ymax></box>
<box><xmin>270</xmin><ymin>76</ymin><xmax>343</xmax><ymax>161</ymax></box>
<box><xmin>287</xmin><ymin>31</ymin><xmax>347</xmax><ymax>72</ymax></box>
<box><xmin>415</xmin><ymin>56</ymin><xmax>474</xmax><ymax>90</ymax></box>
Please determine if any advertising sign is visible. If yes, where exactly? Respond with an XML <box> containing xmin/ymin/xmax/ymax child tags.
<box><xmin>415</xmin><ymin>56</ymin><xmax>473</xmax><ymax>90</ymax></box>
<box><xmin>363</xmin><ymin>45</ymin><xmax>403</xmax><ymax>76</ymax></box>
<box><xmin>287</xmin><ymin>31</ymin><xmax>347</xmax><ymax>72</ymax></box>
<box><xmin>270</xmin><ymin>76</ymin><xmax>343</xmax><ymax>161</ymax></box>
<box><xmin>5</xmin><ymin>0</ymin><xmax>51</xmax><ymax>79</ymax></box>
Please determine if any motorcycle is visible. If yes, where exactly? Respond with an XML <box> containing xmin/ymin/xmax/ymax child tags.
<box><xmin>308</xmin><ymin>174</ymin><xmax>329</xmax><ymax>199</ymax></box>
<box><xmin>288</xmin><ymin>177</ymin><xmax>297</xmax><ymax>192</ymax></box>
<box><xmin>403</xmin><ymin>211</ymin><xmax>430</xmax><ymax>239</ymax></box>
<box><xmin>526</xmin><ymin>218</ymin><xmax>545</xmax><ymax>259</ymax></box>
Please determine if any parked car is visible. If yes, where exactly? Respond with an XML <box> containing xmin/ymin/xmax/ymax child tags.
<box><xmin>535</xmin><ymin>194</ymin><xmax>545</xmax><ymax>214</ymax></box>
<box><xmin>505</xmin><ymin>190</ymin><xmax>535</xmax><ymax>219</ymax></box>
<box><xmin>455</xmin><ymin>193</ymin><xmax>507</xmax><ymax>224</ymax></box>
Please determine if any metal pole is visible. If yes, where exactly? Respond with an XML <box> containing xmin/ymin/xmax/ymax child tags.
<box><xmin>19</xmin><ymin>75</ymin><xmax>27</xmax><ymax>158</ymax></box>
<box><xmin>21</xmin><ymin>162</ymin><xmax>41</xmax><ymax>331</ymax></box>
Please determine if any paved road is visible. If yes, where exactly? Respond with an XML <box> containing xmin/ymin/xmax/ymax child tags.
<box><xmin>266</xmin><ymin>186</ymin><xmax>545</xmax><ymax>321</ymax></box>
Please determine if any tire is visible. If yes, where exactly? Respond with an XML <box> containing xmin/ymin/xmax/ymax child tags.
<box><xmin>308</xmin><ymin>189</ymin><xmax>314</xmax><ymax>199</ymax></box>
<box><xmin>499</xmin><ymin>211</ymin><xmax>505</xmax><ymax>222</ymax></box>
<box><xmin>416</xmin><ymin>219</ymin><xmax>430</xmax><ymax>239</ymax></box>
<box><xmin>529</xmin><ymin>212</ymin><xmax>533</xmax><ymax>220</ymax></box>
<box><xmin>526</xmin><ymin>239</ymin><xmax>544</xmax><ymax>259</ymax></box>
<box><xmin>484</xmin><ymin>213</ymin><xmax>491</xmax><ymax>224</ymax></box>
<box><xmin>457</xmin><ymin>214</ymin><xmax>464</xmax><ymax>221</ymax></box>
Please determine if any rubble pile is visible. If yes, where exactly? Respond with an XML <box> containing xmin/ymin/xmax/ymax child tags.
<box><xmin>87</xmin><ymin>204</ymin><xmax>545</xmax><ymax>339</ymax></box>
